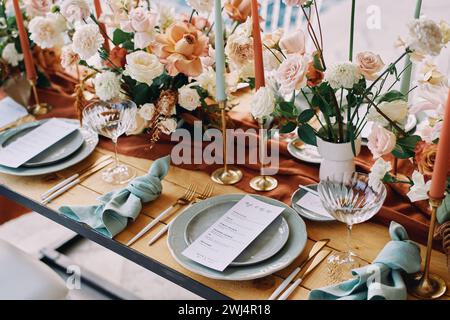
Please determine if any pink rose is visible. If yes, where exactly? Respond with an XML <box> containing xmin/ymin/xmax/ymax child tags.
<box><xmin>279</xmin><ymin>30</ymin><xmax>306</xmax><ymax>55</ymax></box>
<box><xmin>275</xmin><ymin>54</ymin><xmax>308</xmax><ymax>95</ymax></box>
<box><xmin>24</xmin><ymin>0</ymin><xmax>52</xmax><ymax>17</ymax></box>
<box><xmin>367</xmin><ymin>124</ymin><xmax>397</xmax><ymax>159</ymax></box>
<box><xmin>130</xmin><ymin>7</ymin><xmax>157</xmax><ymax>32</ymax></box>
<box><xmin>283</xmin><ymin>0</ymin><xmax>308</xmax><ymax>6</ymax></box>
<box><xmin>355</xmin><ymin>51</ymin><xmax>384</xmax><ymax>81</ymax></box>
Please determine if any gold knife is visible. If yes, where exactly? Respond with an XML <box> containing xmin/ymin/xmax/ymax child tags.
<box><xmin>40</xmin><ymin>154</ymin><xmax>112</xmax><ymax>200</ymax></box>
<box><xmin>41</xmin><ymin>159</ymin><xmax>113</xmax><ymax>204</ymax></box>
<box><xmin>268</xmin><ymin>239</ymin><xmax>329</xmax><ymax>300</ymax></box>
<box><xmin>278</xmin><ymin>249</ymin><xmax>331</xmax><ymax>300</ymax></box>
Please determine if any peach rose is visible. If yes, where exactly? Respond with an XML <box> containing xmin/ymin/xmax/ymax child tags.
<box><xmin>306</xmin><ymin>60</ymin><xmax>324</xmax><ymax>87</ymax></box>
<box><xmin>279</xmin><ymin>30</ymin><xmax>306</xmax><ymax>55</ymax></box>
<box><xmin>414</xmin><ymin>141</ymin><xmax>443</xmax><ymax>177</ymax></box>
<box><xmin>356</xmin><ymin>51</ymin><xmax>385</xmax><ymax>81</ymax></box>
<box><xmin>367</xmin><ymin>124</ymin><xmax>396</xmax><ymax>159</ymax></box>
<box><xmin>154</xmin><ymin>22</ymin><xmax>208</xmax><ymax>77</ymax></box>
<box><xmin>107</xmin><ymin>46</ymin><xmax>127</xmax><ymax>68</ymax></box>
<box><xmin>180</xmin><ymin>14</ymin><xmax>210</xmax><ymax>30</ymax></box>
<box><xmin>224</xmin><ymin>0</ymin><xmax>252</xmax><ymax>23</ymax></box>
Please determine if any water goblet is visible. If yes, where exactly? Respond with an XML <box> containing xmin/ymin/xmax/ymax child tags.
<box><xmin>318</xmin><ymin>172</ymin><xmax>387</xmax><ymax>283</ymax></box>
<box><xmin>83</xmin><ymin>99</ymin><xmax>137</xmax><ymax>184</ymax></box>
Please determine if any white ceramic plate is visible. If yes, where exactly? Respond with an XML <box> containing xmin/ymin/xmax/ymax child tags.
<box><xmin>168</xmin><ymin>194</ymin><xmax>307</xmax><ymax>281</ymax></box>
<box><xmin>0</xmin><ymin>119</ymin><xmax>98</xmax><ymax>176</ymax></box>
<box><xmin>287</xmin><ymin>139</ymin><xmax>322</xmax><ymax>164</ymax></box>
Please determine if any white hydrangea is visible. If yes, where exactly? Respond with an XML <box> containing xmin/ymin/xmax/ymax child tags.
<box><xmin>72</xmin><ymin>24</ymin><xmax>104</xmax><ymax>60</ymax></box>
<box><xmin>325</xmin><ymin>62</ymin><xmax>361</xmax><ymax>89</ymax></box>
<box><xmin>178</xmin><ymin>85</ymin><xmax>201</xmax><ymax>111</ymax></box>
<box><xmin>1</xmin><ymin>43</ymin><xmax>23</xmax><ymax>67</ymax></box>
<box><xmin>407</xmin><ymin>18</ymin><xmax>443</xmax><ymax>56</ymax></box>
<box><xmin>192</xmin><ymin>67</ymin><xmax>216</xmax><ymax>99</ymax></box>
<box><xmin>251</xmin><ymin>87</ymin><xmax>276</xmax><ymax>119</ymax></box>
<box><xmin>93</xmin><ymin>71</ymin><xmax>122</xmax><ymax>102</ymax></box>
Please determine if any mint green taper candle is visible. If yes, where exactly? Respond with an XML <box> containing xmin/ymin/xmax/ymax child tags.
<box><xmin>400</xmin><ymin>0</ymin><xmax>422</xmax><ymax>99</ymax></box>
<box><xmin>214</xmin><ymin>0</ymin><xmax>227</xmax><ymax>102</ymax></box>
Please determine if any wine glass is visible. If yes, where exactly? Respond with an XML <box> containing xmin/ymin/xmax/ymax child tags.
<box><xmin>318</xmin><ymin>172</ymin><xmax>387</xmax><ymax>283</ymax></box>
<box><xmin>82</xmin><ymin>99</ymin><xmax>137</xmax><ymax>185</ymax></box>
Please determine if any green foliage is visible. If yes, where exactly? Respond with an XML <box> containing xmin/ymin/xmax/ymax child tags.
<box><xmin>280</xmin><ymin>122</ymin><xmax>297</xmax><ymax>134</ymax></box>
<box><xmin>298</xmin><ymin>109</ymin><xmax>315</xmax><ymax>123</ymax></box>
<box><xmin>378</xmin><ymin>90</ymin><xmax>406</xmax><ymax>103</ymax></box>
<box><xmin>112</xmin><ymin>29</ymin><xmax>133</xmax><ymax>46</ymax></box>
<box><xmin>297</xmin><ymin>124</ymin><xmax>317</xmax><ymax>146</ymax></box>
<box><xmin>437</xmin><ymin>193</ymin><xmax>450</xmax><ymax>224</ymax></box>
<box><xmin>391</xmin><ymin>135</ymin><xmax>421</xmax><ymax>159</ymax></box>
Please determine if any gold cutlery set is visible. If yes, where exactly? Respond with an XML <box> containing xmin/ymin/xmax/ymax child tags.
<box><xmin>127</xmin><ymin>183</ymin><xmax>215</xmax><ymax>247</ymax></box>
<box><xmin>40</xmin><ymin>155</ymin><xmax>113</xmax><ymax>204</ymax></box>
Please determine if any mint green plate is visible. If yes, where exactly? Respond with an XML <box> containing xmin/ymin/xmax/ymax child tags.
<box><xmin>168</xmin><ymin>194</ymin><xmax>307</xmax><ymax>281</ymax></box>
<box><xmin>0</xmin><ymin>119</ymin><xmax>98</xmax><ymax>176</ymax></box>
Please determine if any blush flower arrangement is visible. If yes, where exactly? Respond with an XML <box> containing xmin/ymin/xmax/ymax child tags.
<box><xmin>263</xmin><ymin>0</ymin><xmax>449</xmax><ymax>180</ymax></box>
<box><xmin>28</xmin><ymin>0</ymin><xmax>255</xmax><ymax>144</ymax></box>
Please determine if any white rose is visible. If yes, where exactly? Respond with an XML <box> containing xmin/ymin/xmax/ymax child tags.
<box><xmin>186</xmin><ymin>0</ymin><xmax>214</xmax><ymax>14</ymax></box>
<box><xmin>367</xmin><ymin>100</ymin><xmax>409</xmax><ymax>127</ymax></box>
<box><xmin>251</xmin><ymin>87</ymin><xmax>276</xmax><ymax>119</ymax></box>
<box><xmin>72</xmin><ymin>24</ymin><xmax>104</xmax><ymax>60</ymax></box>
<box><xmin>60</xmin><ymin>0</ymin><xmax>90</xmax><ymax>24</ymax></box>
<box><xmin>158</xmin><ymin>118</ymin><xmax>177</xmax><ymax>134</ymax></box>
<box><xmin>1</xmin><ymin>43</ymin><xmax>23</xmax><ymax>67</ymax></box>
<box><xmin>28</xmin><ymin>14</ymin><xmax>65</xmax><ymax>49</ymax></box>
<box><xmin>325</xmin><ymin>62</ymin><xmax>361</xmax><ymax>89</ymax></box>
<box><xmin>123</xmin><ymin>51</ymin><xmax>164</xmax><ymax>86</ymax></box>
<box><xmin>192</xmin><ymin>67</ymin><xmax>216</xmax><ymax>99</ymax></box>
<box><xmin>275</xmin><ymin>54</ymin><xmax>308</xmax><ymax>96</ymax></box>
<box><xmin>138</xmin><ymin>103</ymin><xmax>156</xmax><ymax>121</ymax></box>
<box><xmin>368</xmin><ymin>158</ymin><xmax>392</xmax><ymax>188</ymax></box>
<box><xmin>407</xmin><ymin>170</ymin><xmax>431</xmax><ymax>202</ymax></box>
<box><xmin>93</xmin><ymin>71</ymin><xmax>122</xmax><ymax>102</ymax></box>
<box><xmin>178</xmin><ymin>86</ymin><xmax>201</xmax><ymax>111</ymax></box>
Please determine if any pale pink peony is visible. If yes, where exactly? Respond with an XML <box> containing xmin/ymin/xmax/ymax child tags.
<box><xmin>367</xmin><ymin>124</ymin><xmax>397</xmax><ymax>159</ymax></box>
<box><xmin>279</xmin><ymin>30</ymin><xmax>306</xmax><ymax>55</ymax></box>
<box><xmin>129</xmin><ymin>7</ymin><xmax>157</xmax><ymax>32</ymax></box>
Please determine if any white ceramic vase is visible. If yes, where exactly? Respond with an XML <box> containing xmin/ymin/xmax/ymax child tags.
<box><xmin>316</xmin><ymin>137</ymin><xmax>361</xmax><ymax>181</ymax></box>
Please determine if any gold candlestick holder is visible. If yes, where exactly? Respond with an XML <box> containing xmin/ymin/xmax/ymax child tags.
<box><xmin>28</xmin><ymin>80</ymin><xmax>52</xmax><ymax>116</ymax></box>
<box><xmin>211</xmin><ymin>101</ymin><xmax>243</xmax><ymax>185</ymax></box>
<box><xmin>249</xmin><ymin>119</ymin><xmax>278</xmax><ymax>192</ymax></box>
<box><xmin>408</xmin><ymin>195</ymin><xmax>447</xmax><ymax>299</ymax></box>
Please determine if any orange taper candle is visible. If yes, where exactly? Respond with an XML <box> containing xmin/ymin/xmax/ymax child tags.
<box><xmin>250</xmin><ymin>0</ymin><xmax>264</xmax><ymax>89</ymax></box>
<box><xmin>429</xmin><ymin>89</ymin><xmax>450</xmax><ymax>199</ymax></box>
<box><xmin>12</xmin><ymin>0</ymin><xmax>37</xmax><ymax>81</ymax></box>
<box><xmin>93</xmin><ymin>0</ymin><xmax>110</xmax><ymax>52</ymax></box>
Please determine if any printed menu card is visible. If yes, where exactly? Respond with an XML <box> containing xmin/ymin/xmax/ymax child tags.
<box><xmin>0</xmin><ymin>118</ymin><xmax>78</xmax><ymax>168</ymax></box>
<box><xmin>0</xmin><ymin>97</ymin><xmax>28</xmax><ymax>128</ymax></box>
<box><xmin>182</xmin><ymin>195</ymin><xmax>285</xmax><ymax>271</ymax></box>
<box><xmin>296</xmin><ymin>191</ymin><xmax>333</xmax><ymax>218</ymax></box>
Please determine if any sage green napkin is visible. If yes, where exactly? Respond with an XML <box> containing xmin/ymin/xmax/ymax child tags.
<box><xmin>309</xmin><ymin>222</ymin><xmax>421</xmax><ymax>300</ymax></box>
<box><xmin>59</xmin><ymin>156</ymin><xmax>170</xmax><ymax>238</ymax></box>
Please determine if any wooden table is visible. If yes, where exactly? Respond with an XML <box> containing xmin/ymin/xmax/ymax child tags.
<box><xmin>1</xmin><ymin>148</ymin><xmax>449</xmax><ymax>300</ymax></box>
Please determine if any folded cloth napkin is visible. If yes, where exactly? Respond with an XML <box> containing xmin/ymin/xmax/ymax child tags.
<box><xmin>59</xmin><ymin>156</ymin><xmax>170</xmax><ymax>238</ymax></box>
<box><xmin>309</xmin><ymin>221</ymin><xmax>421</xmax><ymax>300</ymax></box>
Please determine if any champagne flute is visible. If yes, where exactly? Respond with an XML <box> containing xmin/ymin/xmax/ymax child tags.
<box><xmin>83</xmin><ymin>99</ymin><xmax>137</xmax><ymax>184</ymax></box>
<box><xmin>318</xmin><ymin>172</ymin><xmax>387</xmax><ymax>283</ymax></box>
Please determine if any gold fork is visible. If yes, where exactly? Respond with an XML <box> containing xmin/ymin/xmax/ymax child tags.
<box><xmin>147</xmin><ymin>183</ymin><xmax>215</xmax><ymax>246</ymax></box>
<box><xmin>126</xmin><ymin>183</ymin><xmax>197</xmax><ymax>246</ymax></box>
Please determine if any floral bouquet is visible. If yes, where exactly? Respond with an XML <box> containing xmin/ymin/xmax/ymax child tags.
<box><xmin>26</xmin><ymin>0</ymin><xmax>258</xmax><ymax>144</ymax></box>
